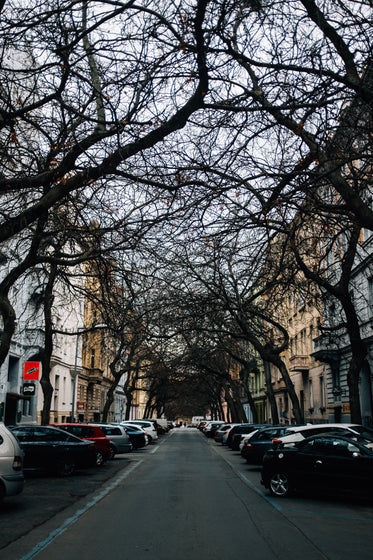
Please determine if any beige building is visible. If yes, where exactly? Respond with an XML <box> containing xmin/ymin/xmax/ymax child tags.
<box><xmin>271</xmin><ymin>291</ymin><xmax>328</xmax><ymax>424</ymax></box>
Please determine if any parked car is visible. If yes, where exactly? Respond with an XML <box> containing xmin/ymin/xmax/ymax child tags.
<box><xmin>90</xmin><ymin>424</ymin><xmax>133</xmax><ymax>458</ymax></box>
<box><xmin>142</xmin><ymin>418</ymin><xmax>162</xmax><ymax>434</ymax></box>
<box><xmin>272</xmin><ymin>423</ymin><xmax>373</xmax><ymax>448</ymax></box>
<box><xmin>228</xmin><ymin>424</ymin><xmax>267</xmax><ymax>450</ymax></box>
<box><xmin>126</xmin><ymin>420</ymin><xmax>158</xmax><ymax>442</ymax></box>
<box><xmin>0</xmin><ymin>422</ymin><xmax>24</xmax><ymax>500</ymax></box>
<box><xmin>10</xmin><ymin>425</ymin><xmax>96</xmax><ymax>476</ymax></box>
<box><xmin>120</xmin><ymin>424</ymin><xmax>148</xmax><ymax>449</ymax></box>
<box><xmin>203</xmin><ymin>421</ymin><xmax>225</xmax><ymax>438</ymax></box>
<box><xmin>241</xmin><ymin>426</ymin><xmax>290</xmax><ymax>464</ymax></box>
<box><xmin>214</xmin><ymin>424</ymin><xmax>237</xmax><ymax>443</ymax></box>
<box><xmin>52</xmin><ymin>423</ymin><xmax>111</xmax><ymax>466</ymax></box>
<box><xmin>261</xmin><ymin>433</ymin><xmax>373</xmax><ymax>499</ymax></box>
<box><xmin>154</xmin><ymin>419</ymin><xmax>169</xmax><ymax>435</ymax></box>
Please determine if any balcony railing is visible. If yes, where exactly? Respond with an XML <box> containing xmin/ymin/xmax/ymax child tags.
<box><xmin>289</xmin><ymin>354</ymin><xmax>310</xmax><ymax>372</ymax></box>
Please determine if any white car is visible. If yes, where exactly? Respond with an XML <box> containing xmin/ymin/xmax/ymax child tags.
<box><xmin>0</xmin><ymin>422</ymin><xmax>24</xmax><ymax>501</ymax></box>
<box><xmin>239</xmin><ymin>429</ymin><xmax>261</xmax><ymax>452</ymax></box>
<box><xmin>273</xmin><ymin>423</ymin><xmax>373</xmax><ymax>447</ymax></box>
<box><xmin>126</xmin><ymin>420</ymin><xmax>158</xmax><ymax>442</ymax></box>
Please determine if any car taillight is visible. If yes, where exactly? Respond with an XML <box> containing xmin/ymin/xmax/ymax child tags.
<box><xmin>88</xmin><ymin>443</ymin><xmax>96</xmax><ymax>449</ymax></box>
<box><xmin>272</xmin><ymin>439</ymin><xmax>282</xmax><ymax>449</ymax></box>
<box><xmin>13</xmin><ymin>456</ymin><xmax>23</xmax><ymax>471</ymax></box>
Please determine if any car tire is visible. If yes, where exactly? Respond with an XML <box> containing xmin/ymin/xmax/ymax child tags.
<box><xmin>95</xmin><ymin>449</ymin><xmax>105</xmax><ymax>467</ymax></box>
<box><xmin>109</xmin><ymin>444</ymin><xmax>116</xmax><ymax>460</ymax></box>
<box><xmin>269</xmin><ymin>472</ymin><xmax>291</xmax><ymax>497</ymax></box>
<box><xmin>57</xmin><ymin>459</ymin><xmax>75</xmax><ymax>477</ymax></box>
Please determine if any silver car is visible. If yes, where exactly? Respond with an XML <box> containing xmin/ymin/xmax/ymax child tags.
<box><xmin>92</xmin><ymin>424</ymin><xmax>133</xmax><ymax>458</ymax></box>
<box><xmin>0</xmin><ymin>422</ymin><xmax>24</xmax><ymax>501</ymax></box>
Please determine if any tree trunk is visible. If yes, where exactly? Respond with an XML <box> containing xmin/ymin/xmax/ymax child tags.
<box><xmin>276</xmin><ymin>359</ymin><xmax>303</xmax><ymax>424</ymax></box>
<box><xmin>40</xmin><ymin>265</ymin><xmax>57</xmax><ymax>425</ymax></box>
<box><xmin>240</xmin><ymin>367</ymin><xmax>258</xmax><ymax>423</ymax></box>
<box><xmin>264</xmin><ymin>360</ymin><xmax>279</xmax><ymax>424</ymax></box>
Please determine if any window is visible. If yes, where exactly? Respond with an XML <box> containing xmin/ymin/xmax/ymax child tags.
<box><xmin>320</xmin><ymin>376</ymin><xmax>325</xmax><ymax>408</ymax></box>
<box><xmin>309</xmin><ymin>380</ymin><xmax>313</xmax><ymax>408</ymax></box>
<box><xmin>369</xmin><ymin>278</ymin><xmax>373</xmax><ymax>317</ymax></box>
<box><xmin>300</xmin><ymin>329</ymin><xmax>306</xmax><ymax>354</ymax></box>
<box><xmin>90</xmin><ymin>348</ymin><xmax>95</xmax><ymax>368</ymax></box>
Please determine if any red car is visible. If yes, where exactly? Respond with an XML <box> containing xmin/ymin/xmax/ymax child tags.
<box><xmin>51</xmin><ymin>424</ymin><xmax>111</xmax><ymax>466</ymax></box>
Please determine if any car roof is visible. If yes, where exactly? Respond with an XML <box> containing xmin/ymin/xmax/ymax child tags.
<box><xmin>285</xmin><ymin>423</ymin><xmax>359</xmax><ymax>433</ymax></box>
<box><xmin>299</xmin><ymin>432</ymin><xmax>373</xmax><ymax>449</ymax></box>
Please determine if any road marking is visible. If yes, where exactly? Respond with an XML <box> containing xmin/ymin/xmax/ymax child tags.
<box><xmin>19</xmin><ymin>460</ymin><xmax>144</xmax><ymax>560</ymax></box>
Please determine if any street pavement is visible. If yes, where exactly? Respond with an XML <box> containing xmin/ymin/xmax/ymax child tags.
<box><xmin>0</xmin><ymin>451</ymin><xmax>137</xmax><ymax>551</ymax></box>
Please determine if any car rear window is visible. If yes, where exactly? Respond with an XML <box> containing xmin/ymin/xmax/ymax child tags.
<box><xmin>102</xmin><ymin>427</ymin><xmax>121</xmax><ymax>436</ymax></box>
<box><xmin>66</xmin><ymin>426</ymin><xmax>95</xmax><ymax>438</ymax></box>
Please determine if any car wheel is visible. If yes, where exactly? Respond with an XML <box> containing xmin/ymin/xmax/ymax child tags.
<box><xmin>95</xmin><ymin>449</ymin><xmax>105</xmax><ymax>467</ymax></box>
<box><xmin>109</xmin><ymin>444</ymin><xmax>116</xmax><ymax>460</ymax></box>
<box><xmin>269</xmin><ymin>472</ymin><xmax>291</xmax><ymax>497</ymax></box>
<box><xmin>57</xmin><ymin>459</ymin><xmax>75</xmax><ymax>477</ymax></box>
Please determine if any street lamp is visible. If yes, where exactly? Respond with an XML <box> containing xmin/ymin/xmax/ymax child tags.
<box><xmin>71</xmin><ymin>323</ymin><xmax>107</xmax><ymax>422</ymax></box>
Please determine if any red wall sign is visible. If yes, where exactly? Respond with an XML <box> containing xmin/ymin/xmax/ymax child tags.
<box><xmin>24</xmin><ymin>362</ymin><xmax>40</xmax><ymax>381</ymax></box>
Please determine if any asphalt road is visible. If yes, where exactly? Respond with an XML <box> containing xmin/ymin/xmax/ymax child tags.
<box><xmin>2</xmin><ymin>428</ymin><xmax>373</xmax><ymax>560</ymax></box>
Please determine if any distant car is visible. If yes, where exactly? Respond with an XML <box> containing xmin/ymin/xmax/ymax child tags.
<box><xmin>261</xmin><ymin>433</ymin><xmax>373</xmax><ymax>498</ymax></box>
<box><xmin>52</xmin><ymin>423</ymin><xmax>111</xmax><ymax>466</ymax></box>
<box><xmin>227</xmin><ymin>424</ymin><xmax>268</xmax><ymax>450</ymax></box>
<box><xmin>126</xmin><ymin>420</ymin><xmax>158</xmax><ymax>442</ymax></box>
<box><xmin>90</xmin><ymin>424</ymin><xmax>133</xmax><ymax>458</ymax></box>
<box><xmin>120</xmin><ymin>424</ymin><xmax>148</xmax><ymax>449</ymax></box>
<box><xmin>154</xmin><ymin>419</ymin><xmax>169</xmax><ymax>435</ymax></box>
<box><xmin>0</xmin><ymin>423</ymin><xmax>24</xmax><ymax>500</ymax></box>
<box><xmin>203</xmin><ymin>421</ymin><xmax>225</xmax><ymax>438</ymax></box>
<box><xmin>10</xmin><ymin>425</ymin><xmax>96</xmax><ymax>476</ymax></box>
<box><xmin>214</xmin><ymin>424</ymin><xmax>237</xmax><ymax>443</ymax></box>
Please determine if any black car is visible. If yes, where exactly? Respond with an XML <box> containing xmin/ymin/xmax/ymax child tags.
<box><xmin>10</xmin><ymin>425</ymin><xmax>97</xmax><ymax>476</ymax></box>
<box><xmin>121</xmin><ymin>424</ymin><xmax>147</xmax><ymax>449</ymax></box>
<box><xmin>241</xmin><ymin>426</ymin><xmax>290</xmax><ymax>464</ymax></box>
<box><xmin>261</xmin><ymin>433</ymin><xmax>373</xmax><ymax>499</ymax></box>
<box><xmin>228</xmin><ymin>424</ymin><xmax>268</xmax><ymax>450</ymax></box>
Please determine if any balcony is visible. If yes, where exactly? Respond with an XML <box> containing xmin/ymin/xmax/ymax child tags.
<box><xmin>88</xmin><ymin>368</ymin><xmax>103</xmax><ymax>386</ymax></box>
<box><xmin>289</xmin><ymin>354</ymin><xmax>310</xmax><ymax>372</ymax></box>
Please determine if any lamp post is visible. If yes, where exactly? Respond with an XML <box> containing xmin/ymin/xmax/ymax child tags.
<box><xmin>71</xmin><ymin>323</ymin><xmax>107</xmax><ymax>422</ymax></box>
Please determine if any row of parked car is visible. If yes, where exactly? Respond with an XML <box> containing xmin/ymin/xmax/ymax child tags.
<box><xmin>0</xmin><ymin>418</ymin><xmax>173</xmax><ymax>502</ymax></box>
<box><xmin>200</xmin><ymin>420</ymin><xmax>373</xmax><ymax>500</ymax></box>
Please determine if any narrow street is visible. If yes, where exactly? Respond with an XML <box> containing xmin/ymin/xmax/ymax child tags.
<box><xmin>3</xmin><ymin>428</ymin><xmax>373</xmax><ymax>560</ymax></box>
